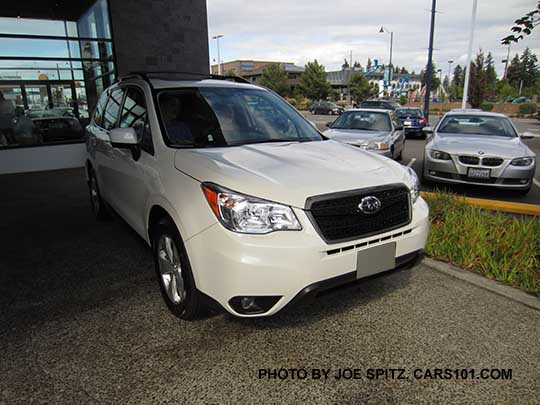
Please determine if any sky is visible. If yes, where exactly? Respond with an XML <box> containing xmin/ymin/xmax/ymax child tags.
<box><xmin>207</xmin><ymin>0</ymin><xmax>540</xmax><ymax>78</ymax></box>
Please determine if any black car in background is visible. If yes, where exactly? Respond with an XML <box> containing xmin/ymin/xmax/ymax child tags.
<box><xmin>358</xmin><ymin>99</ymin><xmax>401</xmax><ymax>111</ymax></box>
<box><xmin>32</xmin><ymin>117</ymin><xmax>84</xmax><ymax>143</ymax></box>
<box><xmin>395</xmin><ymin>107</ymin><xmax>428</xmax><ymax>139</ymax></box>
<box><xmin>310</xmin><ymin>101</ymin><xmax>345</xmax><ymax>115</ymax></box>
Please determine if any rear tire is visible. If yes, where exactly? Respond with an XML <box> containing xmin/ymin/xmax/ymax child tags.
<box><xmin>88</xmin><ymin>168</ymin><xmax>110</xmax><ymax>220</ymax></box>
<box><xmin>151</xmin><ymin>218</ymin><xmax>202</xmax><ymax>320</ymax></box>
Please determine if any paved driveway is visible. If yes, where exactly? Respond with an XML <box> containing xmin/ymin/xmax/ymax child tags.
<box><xmin>1</xmin><ymin>169</ymin><xmax>539</xmax><ymax>403</ymax></box>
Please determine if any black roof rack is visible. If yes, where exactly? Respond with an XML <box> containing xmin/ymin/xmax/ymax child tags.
<box><xmin>115</xmin><ymin>71</ymin><xmax>251</xmax><ymax>87</ymax></box>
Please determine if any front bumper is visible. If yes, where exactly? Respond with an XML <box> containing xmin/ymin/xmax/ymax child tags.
<box><xmin>185</xmin><ymin>197</ymin><xmax>430</xmax><ymax>317</ymax></box>
<box><xmin>423</xmin><ymin>152</ymin><xmax>535</xmax><ymax>190</ymax></box>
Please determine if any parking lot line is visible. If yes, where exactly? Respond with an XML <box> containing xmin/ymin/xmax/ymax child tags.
<box><xmin>533</xmin><ymin>178</ymin><xmax>540</xmax><ymax>189</ymax></box>
<box><xmin>407</xmin><ymin>158</ymin><xmax>416</xmax><ymax>168</ymax></box>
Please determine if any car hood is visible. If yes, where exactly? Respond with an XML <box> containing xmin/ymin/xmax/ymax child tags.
<box><xmin>174</xmin><ymin>140</ymin><xmax>410</xmax><ymax>208</ymax></box>
<box><xmin>432</xmin><ymin>133</ymin><xmax>532</xmax><ymax>158</ymax></box>
<box><xmin>323</xmin><ymin>129</ymin><xmax>390</xmax><ymax>144</ymax></box>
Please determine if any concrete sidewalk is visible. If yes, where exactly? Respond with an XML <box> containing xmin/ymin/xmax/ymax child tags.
<box><xmin>1</xmin><ymin>169</ymin><xmax>539</xmax><ymax>404</ymax></box>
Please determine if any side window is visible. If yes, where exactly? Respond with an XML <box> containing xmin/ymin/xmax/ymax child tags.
<box><xmin>93</xmin><ymin>92</ymin><xmax>109</xmax><ymax>128</ymax></box>
<box><xmin>120</xmin><ymin>87</ymin><xmax>153</xmax><ymax>153</ymax></box>
<box><xmin>391</xmin><ymin>113</ymin><xmax>401</xmax><ymax>128</ymax></box>
<box><xmin>102</xmin><ymin>88</ymin><xmax>125</xmax><ymax>130</ymax></box>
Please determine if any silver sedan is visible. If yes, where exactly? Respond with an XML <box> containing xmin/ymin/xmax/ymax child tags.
<box><xmin>422</xmin><ymin>110</ymin><xmax>536</xmax><ymax>194</ymax></box>
<box><xmin>322</xmin><ymin>109</ymin><xmax>406</xmax><ymax>160</ymax></box>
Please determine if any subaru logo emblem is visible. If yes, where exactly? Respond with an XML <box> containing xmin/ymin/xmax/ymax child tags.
<box><xmin>358</xmin><ymin>196</ymin><xmax>382</xmax><ymax>214</ymax></box>
<box><xmin>478</xmin><ymin>151</ymin><xmax>485</xmax><ymax>155</ymax></box>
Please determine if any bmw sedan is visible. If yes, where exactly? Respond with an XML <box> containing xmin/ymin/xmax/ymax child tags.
<box><xmin>422</xmin><ymin>110</ymin><xmax>536</xmax><ymax>194</ymax></box>
<box><xmin>323</xmin><ymin>109</ymin><xmax>406</xmax><ymax>160</ymax></box>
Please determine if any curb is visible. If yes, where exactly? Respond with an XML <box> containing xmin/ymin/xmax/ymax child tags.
<box><xmin>420</xmin><ymin>191</ymin><xmax>540</xmax><ymax>216</ymax></box>
<box><xmin>423</xmin><ymin>257</ymin><xmax>540</xmax><ymax>312</ymax></box>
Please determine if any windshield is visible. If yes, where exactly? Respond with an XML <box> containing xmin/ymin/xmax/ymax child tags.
<box><xmin>396</xmin><ymin>108</ymin><xmax>422</xmax><ymax>118</ymax></box>
<box><xmin>331</xmin><ymin>111</ymin><xmax>391</xmax><ymax>131</ymax></box>
<box><xmin>157</xmin><ymin>87</ymin><xmax>323</xmax><ymax>148</ymax></box>
<box><xmin>438</xmin><ymin>115</ymin><xmax>517</xmax><ymax>137</ymax></box>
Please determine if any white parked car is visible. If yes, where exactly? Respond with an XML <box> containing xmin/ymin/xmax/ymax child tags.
<box><xmin>85</xmin><ymin>73</ymin><xmax>429</xmax><ymax>319</ymax></box>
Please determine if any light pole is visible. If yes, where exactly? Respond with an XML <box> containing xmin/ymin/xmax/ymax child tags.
<box><xmin>462</xmin><ymin>0</ymin><xmax>479</xmax><ymax>109</ymax></box>
<box><xmin>503</xmin><ymin>43</ymin><xmax>510</xmax><ymax>79</ymax></box>
<box><xmin>447</xmin><ymin>60</ymin><xmax>453</xmax><ymax>86</ymax></box>
<box><xmin>379</xmin><ymin>26</ymin><xmax>394</xmax><ymax>92</ymax></box>
<box><xmin>212</xmin><ymin>35</ymin><xmax>224</xmax><ymax>75</ymax></box>
<box><xmin>424</xmin><ymin>0</ymin><xmax>437</xmax><ymax>119</ymax></box>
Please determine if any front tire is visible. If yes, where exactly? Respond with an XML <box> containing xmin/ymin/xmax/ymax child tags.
<box><xmin>88</xmin><ymin>168</ymin><xmax>110</xmax><ymax>220</ymax></box>
<box><xmin>151</xmin><ymin>218</ymin><xmax>202</xmax><ymax>320</ymax></box>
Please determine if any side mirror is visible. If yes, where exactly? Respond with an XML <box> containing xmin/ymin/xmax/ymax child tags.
<box><xmin>520</xmin><ymin>131</ymin><xmax>535</xmax><ymax>139</ymax></box>
<box><xmin>422</xmin><ymin>126</ymin><xmax>434</xmax><ymax>133</ymax></box>
<box><xmin>325</xmin><ymin>122</ymin><xmax>333</xmax><ymax>128</ymax></box>
<box><xmin>110</xmin><ymin>127</ymin><xmax>138</xmax><ymax>148</ymax></box>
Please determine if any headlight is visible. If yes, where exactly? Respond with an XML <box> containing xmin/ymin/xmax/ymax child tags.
<box><xmin>429</xmin><ymin>150</ymin><xmax>451</xmax><ymax>160</ymax></box>
<box><xmin>364</xmin><ymin>142</ymin><xmax>389</xmax><ymax>151</ymax></box>
<box><xmin>202</xmin><ymin>183</ymin><xmax>301</xmax><ymax>234</ymax></box>
<box><xmin>405</xmin><ymin>166</ymin><xmax>420</xmax><ymax>203</ymax></box>
<box><xmin>510</xmin><ymin>157</ymin><xmax>534</xmax><ymax>166</ymax></box>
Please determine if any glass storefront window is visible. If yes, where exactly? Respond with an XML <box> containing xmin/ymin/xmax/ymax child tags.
<box><xmin>77</xmin><ymin>0</ymin><xmax>112</xmax><ymax>39</ymax></box>
<box><xmin>0</xmin><ymin>0</ymin><xmax>115</xmax><ymax>149</ymax></box>
<box><xmin>0</xmin><ymin>17</ymin><xmax>67</xmax><ymax>36</ymax></box>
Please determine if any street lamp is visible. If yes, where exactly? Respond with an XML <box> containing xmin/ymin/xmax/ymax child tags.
<box><xmin>447</xmin><ymin>60</ymin><xmax>453</xmax><ymax>85</ymax></box>
<box><xmin>379</xmin><ymin>26</ymin><xmax>394</xmax><ymax>88</ymax></box>
<box><xmin>212</xmin><ymin>34</ymin><xmax>224</xmax><ymax>75</ymax></box>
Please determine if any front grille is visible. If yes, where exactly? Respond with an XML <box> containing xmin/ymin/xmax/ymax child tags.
<box><xmin>306</xmin><ymin>184</ymin><xmax>411</xmax><ymax>244</ymax></box>
<box><xmin>482</xmin><ymin>157</ymin><xmax>504</xmax><ymax>167</ymax></box>
<box><xmin>459</xmin><ymin>156</ymin><xmax>480</xmax><ymax>165</ymax></box>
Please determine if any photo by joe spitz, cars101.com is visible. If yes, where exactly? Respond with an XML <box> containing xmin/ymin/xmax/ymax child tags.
<box><xmin>85</xmin><ymin>72</ymin><xmax>429</xmax><ymax>319</ymax></box>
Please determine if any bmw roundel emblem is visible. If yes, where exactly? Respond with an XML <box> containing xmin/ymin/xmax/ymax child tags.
<box><xmin>358</xmin><ymin>196</ymin><xmax>382</xmax><ymax>214</ymax></box>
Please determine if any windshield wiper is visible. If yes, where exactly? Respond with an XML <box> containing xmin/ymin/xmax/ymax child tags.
<box><xmin>231</xmin><ymin>138</ymin><xmax>312</xmax><ymax>146</ymax></box>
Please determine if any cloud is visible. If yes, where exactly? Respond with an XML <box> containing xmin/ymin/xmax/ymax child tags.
<box><xmin>207</xmin><ymin>0</ymin><xmax>540</xmax><ymax>77</ymax></box>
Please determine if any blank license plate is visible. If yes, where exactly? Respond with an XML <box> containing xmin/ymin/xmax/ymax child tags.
<box><xmin>404</xmin><ymin>120</ymin><xmax>412</xmax><ymax>126</ymax></box>
<box><xmin>356</xmin><ymin>242</ymin><xmax>396</xmax><ymax>279</ymax></box>
<box><xmin>467</xmin><ymin>168</ymin><xmax>490</xmax><ymax>179</ymax></box>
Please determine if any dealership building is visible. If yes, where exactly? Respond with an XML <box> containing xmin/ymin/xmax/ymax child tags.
<box><xmin>0</xmin><ymin>0</ymin><xmax>209</xmax><ymax>174</ymax></box>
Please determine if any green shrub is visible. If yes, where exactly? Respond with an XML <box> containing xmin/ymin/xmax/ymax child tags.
<box><xmin>399</xmin><ymin>95</ymin><xmax>408</xmax><ymax>105</ymax></box>
<box><xmin>480</xmin><ymin>102</ymin><xmax>494</xmax><ymax>111</ymax></box>
<box><xmin>423</xmin><ymin>192</ymin><xmax>540</xmax><ymax>295</ymax></box>
<box><xmin>519</xmin><ymin>102</ymin><xmax>537</xmax><ymax>115</ymax></box>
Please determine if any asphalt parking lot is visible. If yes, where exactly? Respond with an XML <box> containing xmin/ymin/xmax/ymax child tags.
<box><xmin>306</xmin><ymin>113</ymin><xmax>540</xmax><ymax>205</ymax></box>
<box><xmin>1</xmin><ymin>169</ymin><xmax>539</xmax><ymax>403</ymax></box>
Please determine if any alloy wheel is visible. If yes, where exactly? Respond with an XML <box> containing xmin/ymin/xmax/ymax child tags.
<box><xmin>157</xmin><ymin>235</ymin><xmax>186</xmax><ymax>304</ymax></box>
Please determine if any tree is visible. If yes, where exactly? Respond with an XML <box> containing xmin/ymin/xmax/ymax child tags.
<box><xmin>224</xmin><ymin>69</ymin><xmax>236</xmax><ymax>77</ymax></box>
<box><xmin>449</xmin><ymin>64</ymin><xmax>464</xmax><ymax>101</ymax></box>
<box><xmin>420</xmin><ymin>63</ymin><xmax>441</xmax><ymax>93</ymax></box>
<box><xmin>469</xmin><ymin>51</ymin><xmax>487</xmax><ymax>108</ymax></box>
<box><xmin>300</xmin><ymin>60</ymin><xmax>331</xmax><ymax>100</ymax></box>
<box><xmin>485</xmin><ymin>52</ymin><xmax>498</xmax><ymax>100</ymax></box>
<box><xmin>502</xmin><ymin>1</ymin><xmax>540</xmax><ymax>44</ymax></box>
<box><xmin>342</xmin><ymin>59</ymin><xmax>350</xmax><ymax>70</ymax></box>
<box><xmin>506</xmin><ymin>48</ymin><xmax>539</xmax><ymax>93</ymax></box>
<box><xmin>259</xmin><ymin>64</ymin><xmax>289</xmax><ymax>96</ymax></box>
<box><xmin>497</xmin><ymin>80</ymin><xmax>518</xmax><ymax>101</ymax></box>
<box><xmin>366</xmin><ymin>58</ymin><xmax>372</xmax><ymax>71</ymax></box>
<box><xmin>349</xmin><ymin>72</ymin><xmax>378</xmax><ymax>102</ymax></box>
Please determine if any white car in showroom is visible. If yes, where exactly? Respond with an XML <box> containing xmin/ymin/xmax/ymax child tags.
<box><xmin>85</xmin><ymin>73</ymin><xmax>429</xmax><ymax>319</ymax></box>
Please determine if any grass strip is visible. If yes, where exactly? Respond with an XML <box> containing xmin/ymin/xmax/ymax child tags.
<box><xmin>423</xmin><ymin>192</ymin><xmax>540</xmax><ymax>295</ymax></box>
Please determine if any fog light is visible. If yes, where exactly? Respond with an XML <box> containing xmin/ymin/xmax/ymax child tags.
<box><xmin>520</xmin><ymin>179</ymin><xmax>528</xmax><ymax>184</ymax></box>
<box><xmin>241</xmin><ymin>296</ymin><xmax>256</xmax><ymax>310</ymax></box>
<box><xmin>429</xmin><ymin>171</ymin><xmax>436</xmax><ymax>175</ymax></box>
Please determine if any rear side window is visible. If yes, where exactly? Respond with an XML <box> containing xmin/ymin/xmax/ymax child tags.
<box><xmin>102</xmin><ymin>88</ymin><xmax>125</xmax><ymax>130</ymax></box>
<box><xmin>93</xmin><ymin>92</ymin><xmax>109</xmax><ymax>127</ymax></box>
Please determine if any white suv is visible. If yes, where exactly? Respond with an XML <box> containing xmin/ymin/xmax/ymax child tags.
<box><xmin>85</xmin><ymin>73</ymin><xmax>429</xmax><ymax>319</ymax></box>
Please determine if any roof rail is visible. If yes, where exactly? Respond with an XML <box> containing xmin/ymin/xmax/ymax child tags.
<box><xmin>117</xmin><ymin>71</ymin><xmax>251</xmax><ymax>86</ymax></box>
